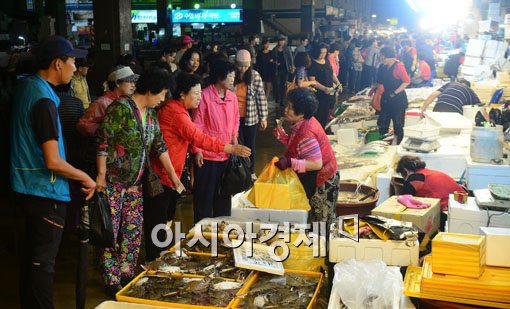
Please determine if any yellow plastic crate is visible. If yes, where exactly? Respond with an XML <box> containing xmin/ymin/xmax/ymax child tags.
<box><xmin>230</xmin><ymin>269</ymin><xmax>323</xmax><ymax>309</ymax></box>
<box><xmin>116</xmin><ymin>271</ymin><xmax>253</xmax><ymax>309</ymax></box>
<box><xmin>403</xmin><ymin>266</ymin><xmax>510</xmax><ymax>309</ymax></box>
<box><xmin>432</xmin><ymin>232</ymin><xmax>486</xmax><ymax>278</ymax></box>
<box><xmin>421</xmin><ymin>256</ymin><xmax>510</xmax><ymax>303</ymax></box>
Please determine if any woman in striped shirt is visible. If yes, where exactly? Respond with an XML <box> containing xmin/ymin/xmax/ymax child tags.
<box><xmin>273</xmin><ymin>88</ymin><xmax>339</xmax><ymax>225</ymax></box>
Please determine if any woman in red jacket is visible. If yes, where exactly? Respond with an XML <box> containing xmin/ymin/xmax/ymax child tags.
<box><xmin>397</xmin><ymin>155</ymin><xmax>466</xmax><ymax>230</ymax></box>
<box><xmin>144</xmin><ymin>73</ymin><xmax>250</xmax><ymax>261</ymax></box>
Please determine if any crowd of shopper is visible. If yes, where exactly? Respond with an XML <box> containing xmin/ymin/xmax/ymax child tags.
<box><xmin>7</xmin><ymin>30</ymin><xmax>473</xmax><ymax>308</ymax></box>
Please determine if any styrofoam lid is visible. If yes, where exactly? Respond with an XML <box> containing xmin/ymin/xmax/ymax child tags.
<box><xmin>480</xmin><ymin>226</ymin><xmax>510</xmax><ymax>236</ymax></box>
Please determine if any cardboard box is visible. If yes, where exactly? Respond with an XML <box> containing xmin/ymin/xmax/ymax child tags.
<box><xmin>480</xmin><ymin>227</ymin><xmax>510</xmax><ymax>267</ymax></box>
<box><xmin>432</xmin><ymin>232</ymin><xmax>486</xmax><ymax>278</ymax></box>
<box><xmin>448</xmin><ymin>195</ymin><xmax>510</xmax><ymax>235</ymax></box>
<box><xmin>329</xmin><ymin>237</ymin><xmax>419</xmax><ymax>266</ymax></box>
<box><xmin>371</xmin><ymin>196</ymin><xmax>440</xmax><ymax>237</ymax></box>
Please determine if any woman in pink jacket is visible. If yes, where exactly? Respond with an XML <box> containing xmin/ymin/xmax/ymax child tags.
<box><xmin>192</xmin><ymin>60</ymin><xmax>239</xmax><ymax>223</ymax></box>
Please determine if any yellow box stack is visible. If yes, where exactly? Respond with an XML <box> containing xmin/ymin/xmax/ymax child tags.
<box><xmin>431</xmin><ymin>232</ymin><xmax>486</xmax><ymax>278</ymax></box>
<box><xmin>421</xmin><ymin>256</ymin><xmax>510</xmax><ymax>304</ymax></box>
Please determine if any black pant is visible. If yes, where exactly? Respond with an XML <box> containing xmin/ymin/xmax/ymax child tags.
<box><xmin>361</xmin><ymin>64</ymin><xmax>375</xmax><ymax>88</ymax></box>
<box><xmin>378</xmin><ymin>97</ymin><xmax>407</xmax><ymax>144</ymax></box>
<box><xmin>17</xmin><ymin>194</ymin><xmax>67</xmax><ymax>309</ymax></box>
<box><xmin>273</xmin><ymin>70</ymin><xmax>289</xmax><ymax>110</ymax></box>
<box><xmin>315</xmin><ymin>93</ymin><xmax>333</xmax><ymax>129</ymax></box>
<box><xmin>143</xmin><ymin>185</ymin><xmax>179</xmax><ymax>262</ymax></box>
<box><xmin>349</xmin><ymin>70</ymin><xmax>362</xmax><ymax>93</ymax></box>
<box><xmin>193</xmin><ymin>160</ymin><xmax>230</xmax><ymax>223</ymax></box>
<box><xmin>239</xmin><ymin>117</ymin><xmax>257</xmax><ymax>173</ymax></box>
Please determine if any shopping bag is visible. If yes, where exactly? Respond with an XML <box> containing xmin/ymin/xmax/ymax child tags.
<box><xmin>89</xmin><ymin>192</ymin><xmax>115</xmax><ymax>248</ymax></box>
<box><xmin>219</xmin><ymin>155</ymin><xmax>253</xmax><ymax>196</ymax></box>
<box><xmin>371</xmin><ymin>84</ymin><xmax>383</xmax><ymax>111</ymax></box>
<box><xmin>248</xmin><ymin>157</ymin><xmax>310</xmax><ymax>210</ymax></box>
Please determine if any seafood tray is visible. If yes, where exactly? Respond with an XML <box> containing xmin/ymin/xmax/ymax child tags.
<box><xmin>231</xmin><ymin>270</ymin><xmax>323</xmax><ymax>309</ymax></box>
<box><xmin>117</xmin><ymin>271</ymin><xmax>252</xmax><ymax>309</ymax></box>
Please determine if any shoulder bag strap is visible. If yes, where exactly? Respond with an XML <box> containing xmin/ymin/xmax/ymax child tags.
<box><xmin>127</xmin><ymin>98</ymin><xmax>153</xmax><ymax>172</ymax></box>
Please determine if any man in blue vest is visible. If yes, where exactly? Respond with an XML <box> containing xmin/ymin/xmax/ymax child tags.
<box><xmin>10</xmin><ymin>36</ymin><xmax>96</xmax><ymax>309</ymax></box>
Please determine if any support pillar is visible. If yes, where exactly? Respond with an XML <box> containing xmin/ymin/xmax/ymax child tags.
<box><xmin>89</xmin><ymin>0</ymin><xmax>132</xmax><ymax>95</ymax></box>
<box><xmin>301</xmin><ymin>0</ymin><xmax>315</xmax><ymax>35</ymax></box>
<box><xmin>44</xmin><ymin>0</ymin><xmax>67</xmax><ymax>36</ymax></box>
<box><xmin>156</xmin><ymin>0</ymin><xmax>169</xmax><ymax>42</ymax></box>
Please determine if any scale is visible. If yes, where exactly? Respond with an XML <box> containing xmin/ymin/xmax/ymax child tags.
<box><xmin>401</xmin><ymin>136</ymin><xmax>441</xmax><ymax>153</ymax></box>
<box><xmin>474</xmin><ymin>189</ymin><xmax>510</xmax><ymax>211</ymax></box>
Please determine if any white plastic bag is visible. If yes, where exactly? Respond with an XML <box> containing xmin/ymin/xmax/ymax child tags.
<box><xmin>328</xmin><ymin>259</ymin><xmax>404</xmax><ymax>309</ymax></box>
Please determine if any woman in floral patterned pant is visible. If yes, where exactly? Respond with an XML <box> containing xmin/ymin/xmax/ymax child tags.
<box><xmin>96</xmin><ymin>68</ymin><xmax>183</xmax><ymax>296</ymax></box>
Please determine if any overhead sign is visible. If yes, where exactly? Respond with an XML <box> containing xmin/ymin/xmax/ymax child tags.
<box><xmin>131</xmin><ymin>10</ymin><xmax>157</xmax><ymax>23</ymax></box>
<box><xmin>171</xmin><ymin>9</ymin><xmax>242</xmax><ymax>23</ymax></box>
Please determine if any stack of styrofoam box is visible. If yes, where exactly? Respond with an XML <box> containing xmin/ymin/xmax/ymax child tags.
<box><xmin>481</xmin><ymin>40</ymin><xmax>508</xmax><ymax>66</ymax></box>
<box><xmin>447</xmin><ymin>195</ymin><xmax>510</xmax><ymax>235</ymax></box>
<box><xmin>461</xmin><ymin>39</ymin><xmax>488</xmax><ymax>80</ymax></box>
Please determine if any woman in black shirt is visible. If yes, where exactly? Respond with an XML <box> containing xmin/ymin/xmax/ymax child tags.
<box><xmin>308</xmin><ymin>43</ymin><xmax>337</xmax><ymax>128</ymax></box>
<box><xmin>256</xmin><ymin>39</ymin><xmax>275</xmax><ymax>101</ymax></box>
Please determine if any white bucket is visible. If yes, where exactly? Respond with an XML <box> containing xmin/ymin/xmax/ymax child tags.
<box><xmin>470</xmin><ymin>125</ymin><xmax>504</xmax><ymax>163</ymax></box>
<box><xmin>463</xmin><ymin>105</ymin><xmax>482</xmax><ymax>124</ymax></box>
<box><xmin>336</xmin><ymin>128</ymin><xmax>358</xmax><ymax>145</ymax></box>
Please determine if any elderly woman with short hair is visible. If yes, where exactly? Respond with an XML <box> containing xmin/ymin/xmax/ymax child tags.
<box><xmin>273</xmin><ymin>87</ymin><xmax>340</xmax><ymax>225</ymax></box>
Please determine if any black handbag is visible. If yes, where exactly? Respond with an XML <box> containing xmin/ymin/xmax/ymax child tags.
<box><xmin>220</xmin><ymin>155</ymin><xmax>253</xmax><ymax>196</ymax></box>
<box><xmin>89</xmin><ymin>192</ymin><xmax>115</xmax><ymax>248</ymax></box>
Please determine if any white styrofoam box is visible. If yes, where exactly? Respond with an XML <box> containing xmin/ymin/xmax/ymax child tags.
<box><xmin>480</xmin><ymin>227</ymin><xmax>510</xmax><ymax>267</ymax></box>
<box><xmin>448</xmin><ymin>195</ymin><xmax>510</xmax><ymax>235</ymax></box>
<box><xmin>483</xmin><ymin>40</ymin><xmax>499</xmax><ymax>58</ymax></box>
<box><xmin>336</xmin><ymin>128</ymin><xmax>358</xmax><ymax>145</ymax></box>
<box><xmin>231</xmin><ymin>192</ymin><xmax>270</xmax><ymax>222</ymax></box>
<box><xmin>460</xmin><ymin>65</ymin><xmax>492</xmax><ymax>79</ymax></box>
<box><xmin>482</xmin><ymin>40</ymin><xmax>508</xmax><ymax>60</ymax></box>
<box><xmin>231</xmin><ymin>192</ymin><xmax>308</xmax><ymax>224</ymax></box>
<box><xmin>466</xmin><ymin>39</ymin><xmax>486</xmax><ymax>57</ymax></box>
<box><xmin>482</xmin><ymin>57</ymin><xmax>497</xmax><ymax>66</ymax></box>
<box><xmin>505</xmin><ymin>25</ymin><xmax>510</xmax><ymax>40</ymax></box>
<box><xmin>505</xmin><ymin>14</ymin><xmax>510</xmax><ymax>24</ymax></box>
<box><xmin>268</xmin><ymin>209</ymin><xmax>308</xmax><ymax>225</ymax></box>
<box><xmin>230</xmin><ymin>206</ymin><xmax>270</xmax><ymax>222</ymax></box>
<box><xmin>463</xmin><ymin>56</ymin><xmax>482</xmax><ymax>67</ymax></box>
<box><xmin>397</xmin><ymin>144</ymin><xmax>468</xmax><ymax>179</ymax></box>
<box><xmin>329</xmin><ymin>237</ymin><xmax>419</xmax><ymax>266</ymax></box>
<box><xmin>424</xmin><ymin>112</ymin><xmax>473</xmax><ymax>133</ymax></box>
<box><xmin>466</xmin><ymin>156</ymin><xmax>510</xmax><ymax>190</ymax></box>
<box><xmin>404</xmin><ymin>122</ymin><xmax>440</xmax><ymax>139</ymax></box>
<box><xmin>375</xmin><ymin>169</ymin><xmax>393</xmax><ymax>206</ymax></box>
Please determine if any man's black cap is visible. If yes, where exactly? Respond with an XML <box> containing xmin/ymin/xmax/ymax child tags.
<box><xmin>37</xmin><ymin>35</ymin><xmax>88</xmax><ymax>61</ymax></box>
